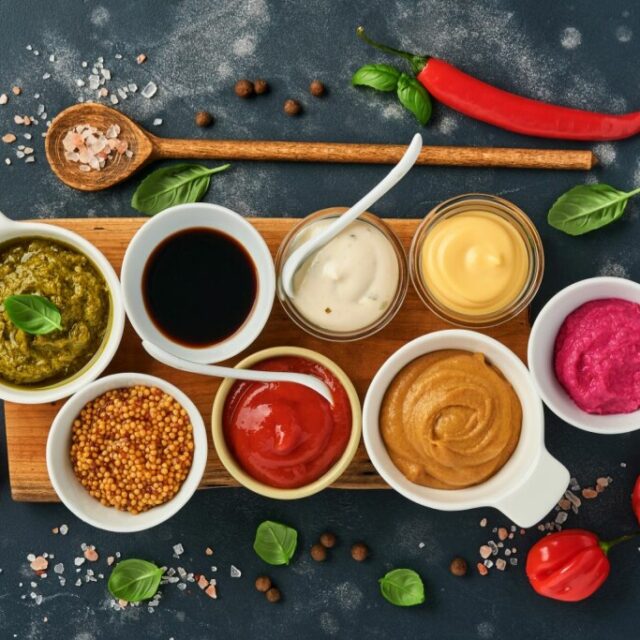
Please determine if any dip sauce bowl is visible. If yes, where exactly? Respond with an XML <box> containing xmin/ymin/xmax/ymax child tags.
<box><xmin>529</xmin><ymin>276</ymin><xmax>640</xmax><ymax>434</ymax></box>
<box><xmin>121</xmin><ymin>203</ymin><xmax>275</xmax><ymax>363</ymax></box>
<box><xmin>0</xmin><ymin>211</ymin><xmax>125</xmax><ymax>404</ymax></box>
<box><xmin>363</xmin><ymin>330</ymin><xmax>569</xmax><ymax>527</ymax></box>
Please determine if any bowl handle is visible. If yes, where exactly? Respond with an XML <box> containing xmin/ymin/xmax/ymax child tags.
<box><xmin>494</xmin><ymin>448</ymin><xmax>570</xmax><ymax>528</ymax></box>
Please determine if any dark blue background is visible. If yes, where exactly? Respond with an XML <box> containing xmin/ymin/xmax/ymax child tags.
<box><xmin>0</xmin><ymin>1</ymin><xmax>639</xmax><ymax>638</ymax></box>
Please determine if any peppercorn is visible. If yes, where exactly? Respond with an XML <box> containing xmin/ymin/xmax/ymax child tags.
<box><xmin>351</xmin><ymin>542</ymin><xmax>369</xmax><ymax>562</ymax></box>
<box><xmin>265</xmin><ymin>587</ymin><xmax>281</xmax><ymax>603</ymax></box>
<box><xmin>254</xmin><ymin>79</ymin><xmax>269</xmax><ymax>95</ymax></box>
<box><xmin>255</xmin><ymin>575</ymin><xmax>271</xmax><ymax>592</ymax></box>
<box><xmin>284</xmin><ymin>99</ymin><xmax>302</xmax><ymax>116</ymax></box>
<box><xmin>309</xmin><ymin>80</ymin><xmax>326</xmax><ymax>97</ymax></box>
<box><xmin>310</xmin><ymin>543</ymin><xmax>327</xmax><ymax>562</ymax></box>
<box><xmin>195</xmin><ymin>111</ymin><xmax>214</xmax><ymax>127</ymax></box>
<box><xmin>320</xmin><ymin>532</ymin><xmax>337</xmax><ymax>549</ymax></box>
<box><xmin>235</xmin><ymin>79</ymin><xmax>254</xmax><ymax>98</ymax></box>
<box><xmin>450</xmin><ymin>557</ymin><xmax>468</xmax><ymax>577</ymax></box>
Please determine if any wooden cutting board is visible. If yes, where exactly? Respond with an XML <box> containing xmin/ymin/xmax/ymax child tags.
<box><xmin>4</xmin><ymin>217</ymin><xmax>531</xmax><ymax>501</ymax></box>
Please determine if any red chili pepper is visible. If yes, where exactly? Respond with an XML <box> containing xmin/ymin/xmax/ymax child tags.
<box><xmin>633</xmin><ymin>476</ymin><xmax>640</xmax><ymax>524</ymax></box>
<box><xmin>356</xmin><ymin>27</ymin><xmax>640</xmax><ymax>141</ymax></box>
<box><xmin>525</xmin><ymin>529</ymin><xmax>636</xmax><ymax>602</ymax></box>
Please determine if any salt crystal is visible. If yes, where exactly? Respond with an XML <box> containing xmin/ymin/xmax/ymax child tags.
<box><xmin>23</xmin><ymin>147</ymin><xmax>33</xmax><ymax>155</ymax></box>
<box><xmin>26</xmin><ymin>44</ymin><xmax>32</xmax><ymax>51</ymax></box>
<box><xmin>33</xmin><ymin>50</ymin><xmax>39</xmax><ymax>56</ymax></box>
<box><xmin>173</xmin><ymin>543</ymin><xmax>184</xmax><ymax>557</ymax></box>
<box><xmin>0</xmin><ymin>94</ymin><xmax>7</xmax><ymax>105</ymax></box>
<box><xmin>153</xmin><ymin>118</ymin><xmax>162</xmax><ymax>126</ymax></box>
<box><xmin>88</xmin><ymin>75</ymin><xmax>100</xmax><ymax>90</ymax></box>
<box><xmin>110</xmin><ymin>94</ymin><xmax>118</xmax><ymax>105</ymax></box>
<box><xmin>3</xmin><ymin>159</ymin><xmax>9</xmax><ymax>165</ymax></box>
<box><xmin>487</xmin><ymin>541</ymin><xmax>499</xmax><ymax>556</ymax></box>
<box><xmin>479</xmin><ymin>545</ymin><xmax>492</xmax><ymax>559</ymax></box>
<box><xmin>115</xmin><ymin>53</ymin><xmax>122</xmax><ymax>60</ymax></box>
<box><xmin>25</xmin><ymin>132</ymin><xmax>33</xmax><ymax>140</ymax></box>
<box><xmin>141</xmin><ymin>82</ymin><xmax>157</xmax><ymax>98</ymax></box>
<box><xmin>42</xmin><ymin>73</ymin><xmax>50</xmax><ymax>80</ymax></box>
<box><xmin>484</xmin><ymin>559</ymin><xmax>494</xmax><ymax>569</ymax></box>
<box><xmin>230</xmin><ymin>565</ymin><xmax>241</xmax><ymax>578</ymax></box>
<box><xmin>621</xmin><ymin>462</ymin><xmax>627</xmax><ymax>468</ymax></box>
<box><xmin>14</xmin><ymin>116</ymin><xmax>23</xmax><ymax>125</ymax></box>
<box><xmin>555</xmin><ymin>511</ymin><xmax>568</xmax><ymax>525</ymax></box>
<box><xmin>35</xmin><ymin>595</ymin><xmax>43</xmax><ymax>605</ymax></box>
<box><xmin>117</xmin><ymin>88</ymin><xmax>127</xmax><ymax>100</ymax></box>
<box><xmin>76</xmin><ymin>79</ymin><xmax>85</xmax><ymax>88</ymax></box>
<box><xmin>81</xmin><ymin>61</ymin><xmax>88</xmax><ymax>68</ymax></box>
<box><xmin>510</xmin><ymin>558</ymin><xmax>518</xmax><ymax>566</ymax></box>
<box><xmin>495</xmin><ymin>558</ymin><xmax>507</xmax><ymax>571</ymax></box>
<box><xmin>107</xmin><ymin>556</ymin><xmax>115</xmax><ymax>566</ymax></box>
<box><xmin>177</xmin><ymin>582</ymin><xmax>187</xmax><ymax>591</ymax></box>
<box><xmin>197</xmin><ymin>575</ymin><xmax>208</xmax><ymax>589</ymax></box>
<box><xmin>205</xmin><ymin>584</ymin><xmax>217</xmax><ymax>599</ymax></box>
<box><xmin>75</xmin><ymin>579</ymin><xmax>82</xmax><ymax>587</ymax></box>
<box><xmin>101</xmin><ymin>68</ymin><xmax>111</xmax><ymax>80</ymax></box>
<box><xmin>128</xmin><ymin>83</ymin><xmax>138</xmax><ymax>92</ymax></box>
<box><xmin>74</xmin><ymin>557</ymin><xmax>85</xmax><ymax>567</ymax></box>
<box><xmin>136</xmin><ymin>53</ymin><xmax>147</xmax><ymax>64</ymax></box>
<box><xmin>479</xmin><ymin>518</ymin><xmax>487</xmax><ymax>527</ymax></box>
<box><xmin>49</xmin><ymin>54</ymin><xmax>55</xmax><ymax>62</ymax></box>
<box><xmin>53</xmin><ymin>564</ymin><xmax>64</xmax><ymax>574</ymax></box>
<box><xmin>504</xmin><ymin>549</ymin><xmax>512</xmax><ymax>556</ymax></box>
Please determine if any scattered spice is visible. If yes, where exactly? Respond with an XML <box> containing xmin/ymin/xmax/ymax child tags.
<box><xmin>11</xmin><ymin>86</ymin><xmax>22</xmax><ymax>96</ymax></box>
<box><xmin>2</xmin><ymin>134</ymin><xmax>16</xmax><ymax>144</ymax></box>
<box><xmin>309</xmin><ymin>80</ymin><xmax>326</xmax><ymax>97</ymax></box>
<box><xmin>136</xmin><ymin>53</ymin><xmax>147</xmax><ymax>64</ymax></box>
<box><xmin>284</xmin><ymin>99</ymin><xmax>302</xmax><ymax>116</ymax></box>
<box><xmin>310</xmin><ymin>543</ymin><xmax>327</xmax><ymax>562</ymax></box>
<box><xmin>30</xmin><ymin>556</ymin><xmax>48</xmax><ymax>573</ymax></box>
<box><xmin>319</xmin><ymin>532</ymin><xmax>337</xmax><ymax>548</ymax></box>
<box><xmin>195</xmin><ymin>111</ymin><xmax>213</xmax><ymax>127</ymax></box>
<box><xmin>582</xmin><ymin>488</ymin><xmax>599</xmax><ymax>499</ymax></box>
<box><xmin>350</xmin><ymin>542</ymin><xmax>369</xmax><ymax>562</ymax></box>
<box><xmin>84</xmin><ymin>546</ymin><xmax>99</xmax><ymax>562</ymax></box>
<box><xmin>449</xmin><ymin>557</ymin><xmax>467</xmax><ymax>576</ymax></box>
<box><xmin>477</xmin><ymin>562</ymin><xmax>489</xmax><ymax>576</ymax></box>
<box><xmin>255</xmin><ymin>576</ymin><xmax>271</xmax><ymax>592</ymax></box>
<box><xmin>265</xmin><ymin>587</ymin><xmax>281</xmax><ymax>603</ymax></box>
<box><xmin>234</xmin><ymin>79</ymin><xmax>254</xmax><ymax>98</ymax></box>
<box><xmin>62</xmin><ymin>123</ymin><xmax>130</xmax><ymax>172</ymax></box>
<box><xmin>205</xmin><ymin>547</ymin><xmax>214</xmax><ymax>556</ymax></box>
<box><xmin>254</xmin><ymin>79</ymin><xmax>269</xmax><ymax>95</ymax></box>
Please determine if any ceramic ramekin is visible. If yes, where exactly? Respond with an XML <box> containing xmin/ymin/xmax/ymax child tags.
<box><xmin>363</xmin><ymin>330</ymin><xmax>569</xmax><ymax>528</ymax></box>
<box><xmin>409</xmin><ymin>194</ymin><xmax>544</xmax><ymax>328</ymax></box>
<box><xmin>529</xmin><ymin>276</ymin><xmax>640</xmax><ymax>434</ymax></box>
<box><xmin>275</xmin><ymin>208</ymin><xmax>408</xmax><ymax>342</ymax></box>
<box><xmin>212</xmin><ymin>346</ymin><xmax>362</xmax><ymax>499</ymax></box>
<box><xmin>121</xmin><ymin>203</ymin><xmax>275</xmax><ymax>364</ymax></box>
<box><xmin>0</xmin><ymin>211</ymin><xmax>125</xmax><ymax>404</ymax></box>
<box><xmin>47</xmin><ymin>372</ymin><xmax>208</xmax><ymax>533</ymax></box>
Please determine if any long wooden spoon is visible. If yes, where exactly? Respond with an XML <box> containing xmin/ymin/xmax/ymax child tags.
<box><xmin>45</xmin><ymin>103</ymin><xmax>597</xmax><ymax>192</ymax></box>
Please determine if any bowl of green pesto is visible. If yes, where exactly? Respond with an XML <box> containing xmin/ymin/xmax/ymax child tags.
<box><xmin>0</xmin><ymin>212</ymin><xmax>125</xmax><ymax>404</ymax></box>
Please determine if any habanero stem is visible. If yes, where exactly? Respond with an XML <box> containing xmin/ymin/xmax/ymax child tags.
<box><xmin>599</xmin><ymin>531</ymin><xmax>640</xmax><ymax>555</ymax></box>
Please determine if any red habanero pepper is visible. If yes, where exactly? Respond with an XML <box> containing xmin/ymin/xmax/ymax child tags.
<box><xmin>356</xmin><ymin>27</ymin><xmax>640</xmax><ymax>141</ymax></box>
<box><xmin>525</xmin><ymin>529</ymin><xmax>636</xmax><ymax>602</ymax></box>
<box><xmin>633</xmin><ymin>476</ymin><xmax>640</xmax><ymax>524</ymax></box>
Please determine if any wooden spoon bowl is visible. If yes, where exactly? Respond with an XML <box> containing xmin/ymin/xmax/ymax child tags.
<box><xmin>45</xmin><ymin>103</ymin><xmax>597</xmax><ymax>192</ymax></box>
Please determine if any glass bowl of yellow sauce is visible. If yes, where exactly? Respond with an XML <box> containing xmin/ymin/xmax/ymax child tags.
<box><xmin>410</xmin><ymin>194</ymin><xmax>544</xmax><ymax>328</ymax></box>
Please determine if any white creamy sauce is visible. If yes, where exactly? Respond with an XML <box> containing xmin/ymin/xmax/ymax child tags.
<box><xmin>289</xmin><ymin>219</ymin><xmax>399</xmax><ymax>332</ymax></box>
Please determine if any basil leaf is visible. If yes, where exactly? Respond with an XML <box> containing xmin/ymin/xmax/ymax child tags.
<box><xmin>253</xmin><ymin>520</ymin><xmax>298</xmax><ymax>565</ymax></box>
<box><xmin>396</xmin><ymin>73</ymin><xmax>432</xmax><ymax>126</ymax></box>
<box><xmin>108</xmin><ymin>559</ymin><xmax>164</xmax><ymax>603</ymax></box>
<box><xmin>131</xmin><ymin>162</ymin><xmax>231</xmax><ymax>216</ymax></box>
<box><xmin>352</xmin><ymin>63</ymin><xmax>401</xmax><ymax>92</ymax></box>
<box><xmin>547</xmin><ymin>183</ymin><xmax>640</xmax><ymax>236</ymax></box>
<box><xmin>379</xmin><ymin>568</ymin><xmax>425</xmax><ymax>607</ymax></box>
<box><xmin>4</xmin><ymin>294</ymin><xmax>62</xmax><ymax>335</ymax></box>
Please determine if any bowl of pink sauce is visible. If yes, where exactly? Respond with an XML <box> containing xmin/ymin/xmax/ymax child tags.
<box><xmin>529</xmin><ymin>277</ymin><xmax>640</xmax><ymax>434</ymax></box>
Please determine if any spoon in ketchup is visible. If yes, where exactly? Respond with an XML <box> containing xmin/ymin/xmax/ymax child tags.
<box><xmin>280</xmin><ymin>133</ymin><xmax>423</xmax><ymax>299</ymax></box>
<box><xmin>142</xmin><ymin>340</ymin><xmax>334</xmax><ymax>405</ymax></box>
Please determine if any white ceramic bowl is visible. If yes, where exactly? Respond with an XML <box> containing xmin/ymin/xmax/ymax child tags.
<box><xmin>363</xmin><ymin>330</ymin><xmax>569</xmax><ymax>528</ymax></box>
<box><xmin>121</xmin><ymin>203</ymin><xmax>275</xmax><ymax>364</ymax></box>
<box><xmin>0</xmin><ymin>212</ymin><xmax>125</xmax><ymax>404</ymax></box>
<box><xmin>47</xmin><ymin>373</ymin><xmax>208</xmax><ymax>532</ymax></box>
<box><xmin>529</xmin><ymin>276</ymin><xmax>640</xmax><ymax>434</ymax></box>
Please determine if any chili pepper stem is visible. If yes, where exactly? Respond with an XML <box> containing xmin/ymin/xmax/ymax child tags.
<box><xmin>355</xmin><ymin>26</ymin><xmax>428</xmax><ymax>75</ymax></box>
<box><xmin>599</xmin><ymin>532</ymin><xmax>640</xmax><ymax>555</ymax></box>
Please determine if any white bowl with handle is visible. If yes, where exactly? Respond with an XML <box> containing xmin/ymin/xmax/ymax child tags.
<box><xmin>363</xmin><ymin>330</ymin><xmax>569</xmax><ymax>528</ymax></box>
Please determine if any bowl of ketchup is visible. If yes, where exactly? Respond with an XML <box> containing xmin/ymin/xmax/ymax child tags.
<box><xmin>212</xmin><ymin>346</ymin><xmax>361</xmax><ymax>499</ymax></box>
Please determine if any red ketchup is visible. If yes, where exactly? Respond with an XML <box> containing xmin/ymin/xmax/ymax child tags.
<box><xmin>223</xmin><ymin>356</ymin><xmax>352</xmax><ymax>489</ymax></box>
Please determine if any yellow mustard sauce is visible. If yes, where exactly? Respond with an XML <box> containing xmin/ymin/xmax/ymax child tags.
<box><xmin>420</xmin><ymin>211</ymin><xmax>529</xmax><ymax>316</ymax></box>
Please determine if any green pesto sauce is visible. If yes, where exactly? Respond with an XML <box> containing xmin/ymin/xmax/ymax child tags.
<box><xmin>0</xmin><ymin>238</ymin><xmax>110</xmax><ymax>385</ymax></box>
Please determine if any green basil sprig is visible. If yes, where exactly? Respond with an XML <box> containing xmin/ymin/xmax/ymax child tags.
<box><xmin>379</xmin><ymin>568</ymin><xmax>425</xmax><ymax>607</ymax></box>
<box><xmin>352</xmin><ymin>63</ymin><xmax>401</xmax><ymax>92</ymax></box>
<box><xmin>4</xmin><ymin>294</ymin><xmax>62</xmax><ymax>335</ymax></box>
<box><xmin>548</xmin><ymin>183</ymin><xmax>640</xmax><ymax>236</ymax></box>
<box><xmin>131</xmin><ymin>162</ymin><xmax>231</xmax><ymax>216</ymax></box>
<box><xmin>108</xmin><ymin>559</ymin><xmax>164</xmax><ymax>603</ymax></box>
<box><xmin>253</xmin><ymin>520</ymin><xmax>298</xmax><ymax>565</ymax></box>
<box><xmin>352</xmin><ymin>63</ymin><xmax>432</xmax><ymax>126</ymax></box>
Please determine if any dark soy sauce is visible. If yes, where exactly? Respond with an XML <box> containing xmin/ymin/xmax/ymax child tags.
<box><xmin>143</xmin><ymin>227</ymin><xmax>257</xmax><ymax>347</ymax></box>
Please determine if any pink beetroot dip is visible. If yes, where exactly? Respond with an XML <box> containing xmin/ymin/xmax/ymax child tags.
<box><xmin>554</xmin><ymin>298</ymin><xmax>640</xmax><ymax>415</ymax></box>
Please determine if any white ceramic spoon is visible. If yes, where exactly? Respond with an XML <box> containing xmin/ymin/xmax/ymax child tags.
<box><xmin>142</xmin><ymin>340</ymin><xmax>334</xmax><ymax>404</ymax></box>
<box><xmin>281</xmin><ymin>133</ymin><xmax>423</xmax><ymax>299</ymax></box>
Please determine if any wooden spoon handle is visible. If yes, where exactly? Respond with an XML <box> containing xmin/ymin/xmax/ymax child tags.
<box><xmin>153</xmin><ymin>138</ymin><xmax>596</xmax><ymax>170</ymax></box>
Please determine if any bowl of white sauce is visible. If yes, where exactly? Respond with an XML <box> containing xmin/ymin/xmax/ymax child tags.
<box><xmin>276</xmin><ymin>207</ymin><xmax>408</xmax><ymax>341</ymax></box>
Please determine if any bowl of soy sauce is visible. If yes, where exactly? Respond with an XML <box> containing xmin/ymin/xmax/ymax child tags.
<box><xmin>121</xmin><ymin>203</ymin><xmax>275</xmax><ymax>363</ymax></box>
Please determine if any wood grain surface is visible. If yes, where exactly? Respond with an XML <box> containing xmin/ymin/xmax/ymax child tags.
<box><xmin>4</xmin><ymin>217</ymin><xmax>531</xmax><ymax>502</ymax></box>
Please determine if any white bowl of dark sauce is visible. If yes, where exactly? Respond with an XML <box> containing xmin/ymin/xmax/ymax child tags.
<box><xmin>121</xmin><ymin>203</ymin><xmax>275</xmax><ymax>363</ymax></box>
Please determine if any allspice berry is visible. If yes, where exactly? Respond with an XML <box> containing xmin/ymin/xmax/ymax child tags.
<box><xmin>234</xmin><ymin>79</ymin><xmax>254</xmax><ymax>98</ymax></box>
<box><xmin>265</xmin><ymin>587</ymin><xmax>281</xmax><ymax>603</ymax></box>
<box><xmin>283</xmin><ymin>99</ymin><xmax>302</xmax><ymax>116</ymax></box>
<box><xmin>195</xmin><ymin>111</ymin><xmax>213</xmax><ymax>127</ymax></box>
<box><xmin>255</xmin><ymin>575</ymin><xmax>272</xmax><ymax>592</ymax></box>
<box><xmin>350</xmin><ymin>542</ymin><xmax>369</xmax><ymax>562</ymax></box>
<box><xmin>310</xmin><ymin>543</ymin><xmax>327</xmax><ymax>562</ymax></box>
<box><xmin>254</xmin><ymin>79</ymin><xmax>269</xmax><ymax>95</ymax></box>
<box><xmin>319</xmin><ymin>532</ymin><xmax>337</xmax><ymax>549</ymax></box>
<box><xmin>450</xmin><ymin>557</ymin><xmax>468</xmax><ymax>577</ymax></box>
<box><xmin>309</xmin><ymin>80</ymin><xmax>326</xmax><ymax>97</ymax></box>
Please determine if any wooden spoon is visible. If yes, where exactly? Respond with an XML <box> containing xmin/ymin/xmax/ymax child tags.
<box><xmin>45</xmin><ymin>103</ymin><xmax>597</xmax><ymax>192</ymax></box>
